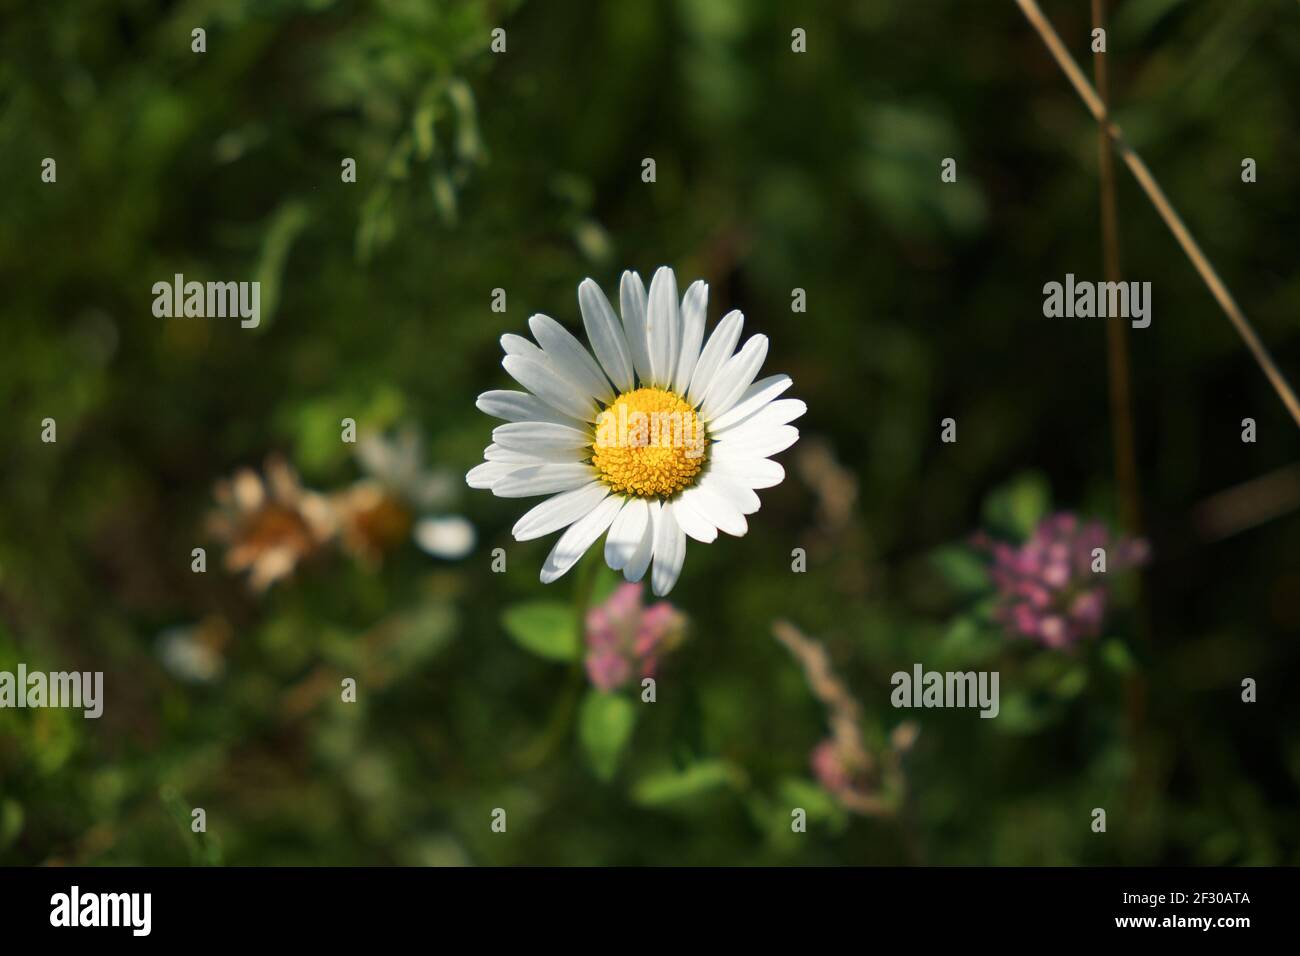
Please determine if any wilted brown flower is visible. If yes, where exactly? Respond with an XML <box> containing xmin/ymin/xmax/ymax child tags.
<box><xmin>207</xmin><ymin>456</ymin><xmax>336</xmax><ymax>591</ymax></box>
<box><xmin>334</xmin><ymin>428</ymin><xmax>474</xmax><ymax>565</ymax></box>
<box><xmin>331</xmin><ymin>480</ymin><xmax>414</xmax><ymax>567</ymax></box>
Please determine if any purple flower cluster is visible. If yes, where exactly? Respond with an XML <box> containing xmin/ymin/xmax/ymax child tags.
<box><xmin>585</xmin><ymin>583</ymin><xmax>685</xmax><ymax>692</ymax></box>
<box><xmin>975</xmin><ymin>513</ymin><xmax>1149</xmax><ymax>649</ymax></box>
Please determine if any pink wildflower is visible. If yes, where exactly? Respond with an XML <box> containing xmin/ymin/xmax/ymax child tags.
<box><xmin>584</xmin><ymin>583</ymin><xmax>685</xmax><ymax>691</ymax></box>
<box><xmin>975</xmin><ymin>513</ymin><xmax>1149</xmax><ymax>648</ymax></box>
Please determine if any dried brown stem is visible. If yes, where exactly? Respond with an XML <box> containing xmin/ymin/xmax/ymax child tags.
<box><xmin>772</xmin><ymin>618</ymin><xmax>867</xmax><ymax>764</ymax></box>
<box><xmin>1091</xmin><ymin>0</ymin><xmax>1142</xmax><ymax>534</ymax></box>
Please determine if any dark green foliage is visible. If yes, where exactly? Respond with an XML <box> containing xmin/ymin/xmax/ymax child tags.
<box><xmin>1</xmin><ymin>0</ymin><xmax>1297</xmax><ymax>865</ymax></box>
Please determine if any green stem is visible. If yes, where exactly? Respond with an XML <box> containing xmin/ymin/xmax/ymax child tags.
<box><xmin>508</xmin><ymin>553</ymin><xmax>601</xmax><ymax>771</ymax></box>
<box><xmin>572</xmin><ymin>548</ymin><xmax>601</xmax><ymax>618</ymax></box>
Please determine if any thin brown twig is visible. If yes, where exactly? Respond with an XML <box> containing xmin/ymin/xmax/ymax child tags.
<box><xmin>1092</xmin><ymin>2</ymin><xmax>1154</xmax><ymax>823</ymax></box>
<box><xmin>1194</xmin><ymin>463</ymin><xmax>1300</xmax><ymax>540</ymax></box>
<box><xmin>1091</xmin><ymin>0</ymin><xmax>1142</xmax><ymax>534</ymax></box>
<box><xmin>1015</xmin><ymin>0</ymin><xmax>1300</xmax><ymax>430</ymax></box>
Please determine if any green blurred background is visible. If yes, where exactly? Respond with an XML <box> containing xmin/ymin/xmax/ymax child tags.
<box><xmin>1</xmin><ymin>0</ymin><xmax>1298</xmax><ymax>865</ymax></box>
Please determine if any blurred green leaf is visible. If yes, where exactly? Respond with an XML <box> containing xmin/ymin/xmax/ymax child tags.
<box><xmin>579</xmin><ymin>690</ymin><xmax>637</xmax><ymax>781</ymax></box>
<box><xmin>0</xmin><ymin>800</ymin><xmax>23</xmax><ymax>851</ymax></box>
<box><xmin>501</xmin><ymin>602</ymin><xmax>578</xmax><ymax>661</ymax></box>
<box><xmin>982</xmin><ymin>472</ymin><xmax>1051</xmax><ymax>540</ymax></box>
<box><xmin>631</xmin><ymin>760</ymin><xmax>744</xmax><ymax>806</ymax></box>
<box><xmin>777</xmin><ymin>777</ymin><xmax>843</xmax><ymax>824</ymax></box>
<box><xmin>934</xmin><ymin>615</ymin><xmax>1003</xmax><ymax>667</ymax></box>
<box><xmin>1101</xmin><ymin>639</ymin><xmax>1136</xmax><ymax>675</ymax></box>
<box><xmin>252</xmin><ymin>200</ymin><xmax>310</xmax><ymax>333</ymax></box>
<box><xmin>1053</xmin><ymin>665</ymin><xmax>1088</xmax><ymax>699</ymax></box>
<box><xmin>931</xmin><ymin>545</ymin><xmax>991</xmax><ymax>596</ymax></box>
<box><xmin>412</xmin><ymin>99</ymin><xmax>437</xmax><ymax>160</ymax></box>
<box><xmin>991</xmin><ymin>693</ymin><xmax>1052</xmax><ymax>735</ymax></box>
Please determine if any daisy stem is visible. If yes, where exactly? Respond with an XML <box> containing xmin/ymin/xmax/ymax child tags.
<box><xmin>508</xmin><ymin>554</ymin><xmax>601</xmax><ymax>771</ymax></box>
<box><xmin>572</xmin><ymin>548</ymin><xmax>602</xmax><ymax>625</ymax></box>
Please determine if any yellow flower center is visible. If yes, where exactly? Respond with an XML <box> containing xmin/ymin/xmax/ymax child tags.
<box><xmin>591</xmin><ymin>387</ymin><xmax>708</xmax><ymax>498</ymax></box>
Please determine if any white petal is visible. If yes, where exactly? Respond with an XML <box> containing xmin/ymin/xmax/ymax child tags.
<box><xmin>650</xmin><ymin>501</ymin><xmax>687</xmax><ymax>596</ymax></box>
<box><xmin>620</xmin><ymin>270</ymin><xmax>653</xmax><ymax>385</ymax></box>
<box><xmin>484</xmin><ymin>443</ymin><xmax>549</xmax><ymax>463</ymax></box>
<box><xmin>466</xmin><ymin>461</ymin><xmax>514</xmax><ymax>489</ymax></box>
<box><xmin>491</xmin><ymin>444</ymin><xmax>582</xmax><ymax>466</ymax></box>
<box><xmin>672</xmin><ymin>488</ymin><xmax>719</xmax><ymax>543</ymax></box>
<box><xmin>645</xmin><ymin>266</ymin><xmax>680</xmax><ymax>387</ymax></box>
<box><xmin>492</xmin><ymin>463</ymin><xmax>597</xmax><ymax>497</ymax></box>
<box><xmin>529</xmin><ymin>313</ymin><xmax>613</xmax><ymax>404</ymax></box>
<box><xmin>512</xmin><ymin>481</ymin><xmax>610</xmax><ymax>542</ymax></box>
<box><xmin>501</xmin><ymin>333</ymin><xmax>544</xmax><ymax>359</ymax></box>
<box><xmin>492</xmin><ymin>421</ymin><xmax>592</xmax><ymax>459</ymax></box>
<box><xmin>414</xmin><ymin>516</ymin><xmax>476</xmax><ymax>559</ymax></box>
<box><xmin>540</xmin><ymin>495</ymin><xmax>623</xmax><ymax>583</ymax></box>
<box><xmin>700</xmin><ymin>334</ymin><xmax>769</xmax><ymax>421</ymax></box>
<box><xmin>673</xmin><ymin>280</ymin><xmax>708</xmax><ymax>394</ymax></box>
<box><xmin>476</xmin><ymin>390</ymin><xmax>588</xmax><ymax>429</ymax></box>
<box><xmin>503</xmin><ymin>355</ymin><xmax>599</xmax><ymax>422</ymax></box>
<box><xmin>707</xmin><ymin>456</ymin><xmax>785</xmax><ymax>490</ymax></box>
<box><xmin>579</xmin><ymin>278</ymin><xmax>635</xmax><ymax>393</ymax></box>
<box><xmin>712</xmin><ymin>424</ymin><xmax>800</xmax><ymax>460</ymax></box>
<box><xmin>687</xmin><ymin>309</ymin><xmax>743</xmax><ymax>406</ymax></box>
<box><xmin>687</xmin><ymin>479</ymin><xmax>748</xmax><ymax>536</ymax></box>
<box><xmin>701</xmin><ymin>472</ymin><xmax>761</xmax><ymax>515</ymax></box>
<box><xmin>712</xmin><ymin>399</ymin><xmax>806</xmax><ymax>442</ymax></box>
<box><xmin>752</xmin><ymin>397</ymin><xmax>806</xmax><ymax>427</ymax></box>
<box><xmin>708</xmin><ymin>375</ymin><xmax>794</xmax><ymax>433</ymax></box>
<box><xmin>623</xmin><ymin>500</ymin><xmax>657</xmax><ymax>582</ymax></box>
<box><xmin>604</xmin><ymin>496</ymin><xmax>648</xmax><ymax>570</ymax></box>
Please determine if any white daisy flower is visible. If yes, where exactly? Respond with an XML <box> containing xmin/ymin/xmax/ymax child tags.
<box><xmin>467</xmin><ymin>266</ymin><xmax>804</xmax><ymax>596</ymax></box>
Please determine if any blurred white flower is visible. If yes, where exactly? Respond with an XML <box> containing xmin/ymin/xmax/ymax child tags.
<box><xmin>157</xmin><ymin>618</ymin><xmax>230</xmax><ymax>683</ymax></box>
<box><xmin>414</xmin><ymin>515</ymin><xmax>477</xmax><ymax>560</ymax></box>
<box><xmin>357</xmin><ymin>427</ymin><xmax>457</xmax><ymax>510</ymax></box>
